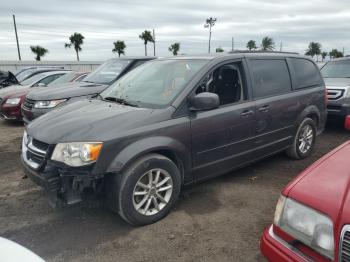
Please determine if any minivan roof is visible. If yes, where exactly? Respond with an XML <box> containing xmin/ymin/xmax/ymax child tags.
<box><xmin>156</xmin><ymin>51</ymin><xmax>309</xmax><ymax>61</ymax></box>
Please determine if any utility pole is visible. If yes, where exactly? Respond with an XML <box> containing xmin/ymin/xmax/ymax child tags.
<box><xmin>153</xmin><ymin>29</ymin><xmax>156</xmax><ymax>56</ymax></box>
<box><xmin>280</xmin><ymin>41</ymin><xmax>283</xmax><ymax>52</ymax></box>
<box><xmin>232</xmin><ymin>37</ymin><xmax>234</xmax><ymax>52</ymax></box>
<box><xmin>13</xmin><ymin>14</ymin><xmax>21</xmax><ymax>61</ymax></box>
<box><xmin>204</xmin><ymin>17</ymin><xmax>217</xmax><ymax>53</ymax></box>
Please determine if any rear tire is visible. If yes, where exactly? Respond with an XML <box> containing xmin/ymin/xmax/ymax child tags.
<box><xmin>117</xmin><ymin>154</ymin><xmax>181</xmax><ymax>226</ymax></box>
<box><xmin>286</xmin><ymin>118</ymin><xmax>316</xmax><ymax>159</ymax></box>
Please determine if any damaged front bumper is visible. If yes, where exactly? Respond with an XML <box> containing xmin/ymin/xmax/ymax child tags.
<box><xmin>21</xmin><ymin>155</ymin><xmax>103</xmax><ymax>208</ymax></box>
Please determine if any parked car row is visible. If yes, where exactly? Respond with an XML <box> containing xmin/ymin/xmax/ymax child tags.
<box><xmin>1</xmin><ymin>53</ymin><xmax>349</xmax><ymax>261</ymax></box>
<box><xmin>0</xmin><ymin>70</ymin><xmax>86</xmax><ymax>120</ymax></box>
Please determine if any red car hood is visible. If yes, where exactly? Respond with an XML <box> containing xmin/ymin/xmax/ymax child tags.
<box><xmin>0</xmin><ymin>85</ymin><xmax>30</xmax><ymax>98</ymax></box>
<box><xmin>283</xmin><ymin>141</ymin><xmax>350</xmax><ymax>224</ymax></box>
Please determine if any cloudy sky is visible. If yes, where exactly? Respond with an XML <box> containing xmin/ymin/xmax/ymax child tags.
<box><xmin>1</xmin><ymin>0</ymin><xmax>350</xmax><ymax>61</ymax></box>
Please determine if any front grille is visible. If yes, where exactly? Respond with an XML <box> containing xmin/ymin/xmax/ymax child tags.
<box><xmin>23</xmin><ymin>97</ymin><xmax>35</xmax><ymax>110</ymax></box>
<box><xmin>327</xmin><ymin>88</ymin><xmax>345</xmax><ymax>101</ymax></box>
<box><xmin>22</xmin><ymin>133</ymin><xmax>50</xmax><ymax>170</ymax></box>
<box><xmin>340</xmin><ymin>226</ymin><xmax>350</xmax><ymax>261</ymax></box>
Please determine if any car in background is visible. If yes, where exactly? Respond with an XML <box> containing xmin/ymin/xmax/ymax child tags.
<box><xmin>0</xmin><ymin>70</ymin><xmax>69</xmax><ymax>121</ymax></box>
<box><xmin>321</xmin><ymin>57</ymin><xmax>350</xmax><ymax>129</ymax></box>
<box><xmin>15</xmin><ymin>66</ymin><xmax>65</xmax><ymax>82</ymax></box>
<box><xmin>0</xmin><ymin>237</ymin><xmax>45</xmax><ymax>262</ymax></box>
<box><xmin>22</xmin><ymin>57</ymin><xmax>154</xmax><ymax>123</ymax></box>
<box><xmin>48</xmin><ymin>71</ymin><xmax>88</xmax><ymax>87</ymax></box>
<box><xmin>261</xmin><ymin>140</ymin><xmax>350</xmax><ymax>261</ymax></box>
<box><xmin>21</xmin><ymin>53</ymin><xmax>326</xmax><ymax>226</ymax></box>
<box><xmin>0</xmin><ymin>70</ymin><xmax>19</xmax><ymax>88</ymax></box>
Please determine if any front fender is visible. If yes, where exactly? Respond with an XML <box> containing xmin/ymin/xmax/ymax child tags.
<box><xmin>106</xmin><ymin>136</ymin><xmax>191</xmax><ymax>181</ymax></box>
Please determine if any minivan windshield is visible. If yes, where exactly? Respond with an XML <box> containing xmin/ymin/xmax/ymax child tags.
<box><xmin>321</xmin><ymin>60</ymin><xmax>350</xmax><ymax>78</ymax></box>
<box><xmin>83</xmin><ymin>59</ymin><xmax>131</xmax><ymax>85</ymax></box>
<box><xmin>100</xmin><ymin>59</ymin><xmax>208</xmax><ymax>108</ymax></box>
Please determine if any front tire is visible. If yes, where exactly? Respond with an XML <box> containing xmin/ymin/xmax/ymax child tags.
<box><xmin>286</xmin><ymin>117</ymin><xmax>316</xmax><ymax>159</ymax></box>
<box><xmin>117</xmin><ymin>154</ymin><xmax>181</xmax><ymax>226</ymax></box>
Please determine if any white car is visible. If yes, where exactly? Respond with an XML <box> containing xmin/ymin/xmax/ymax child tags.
<box><xmin>0</xmin><ymin>237</ymin><xmax>45</xmax><ymax>262</ymax></box>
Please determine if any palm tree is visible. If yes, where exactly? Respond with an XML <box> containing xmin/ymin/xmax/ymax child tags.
<box><xmin>215</xmin><ymin>47</ymin><xmax>224</xmax><ymax>53</ymax></box>
<box><xmin>305</xmin><ymin>42</ymin><xmax>322</xmax><ymax>61</ymax></box>
<box><xmin>168</xmin><ymin>42</ymin><xmax>180</xmax><ymax>55</ymax></box>
<box><xmin>30</xmin><ymin>46</ymin><xmax>48</xmax><ymax>61</ymax></box>
<box><xmin>139</xmin><ymin>30</ymin><xmax>154</xmax><ymax>56</ymax></box>
<box><xmin>112</xmin><ymin>40</ymin><xmax>126</xmax><ymax>57</ymax></box>
<box><xmin>246</xmin><ymin>40</ymin><xmax>257</xmax><ymax>51</ymax></box>
<box><xmin>204</xmin><ymin>17</ymin><xmax>217</xmax><ymax>53</ymax></box>
<box><xmin>65</xmin><ymin>32</ymin><xmax>85</xmax><ymax>61</ymax></box>
<box><xmin>329</xmin><ymin>49</ymin><xmax>344</xmax><ymax>59</ymax></box>
<box><xmin>321</xmin><ymin>51</ymin><xmax>328</xmax><ymax>62</ymax></box>
<box><xmin>261</xmin><ymin>36</ymin><xmax>275</xmax><ymax>51</ymax></box>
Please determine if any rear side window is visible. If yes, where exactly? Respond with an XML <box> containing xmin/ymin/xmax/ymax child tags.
<box><xmin>291</xmin><ymin>58</ymin><xmax>322</xmax><ymax>89</ymax></box>
<box><xmin>250</xmin><ymin>59</ymin><xmax>291</xmax><ymax>98</ymax></box>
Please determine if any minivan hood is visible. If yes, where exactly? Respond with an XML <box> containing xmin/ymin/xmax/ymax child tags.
<box><xmin>26</xmin><ymin>82</ymin><xmax>107</xmax><ymax>100</ymax></box>
<box><xmin>283</xmin><ymin>141</ymin><xmax>350</xmax><ymax>225</ymax></box>
<box><xmin>0</xmin><ymin>85</ymin><xmax>30</xmax><ymax>98</ymax></box>
<box><xmin>324</xmin><ymin>78</ymin><xmax>350</xmax><ymax>87</ymax></box>
<box><xmin>27</xmin><ymin>99</ymin><xmax>158</xmax><ymax>143</ymax></box>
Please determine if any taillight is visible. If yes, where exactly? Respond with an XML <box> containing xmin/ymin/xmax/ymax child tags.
<box><xmin>324</xmin><ymin>87</ymin><xmax>328</xmax><ymax>105</ymax></box>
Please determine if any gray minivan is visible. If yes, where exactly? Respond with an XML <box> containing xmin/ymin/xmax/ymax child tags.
<box><xmin>21</xmin><ymin>53</ymin><xmax>326</xmax><ymax>226</ymax></box>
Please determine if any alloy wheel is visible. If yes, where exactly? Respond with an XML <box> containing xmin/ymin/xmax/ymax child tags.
<box><xmin>132</xmin><ymin>168</ymin><xmax>173</xmax><ymax>216</ymax></box>
<box><xmin>298</xmin><ymin>124</ymin><xmax>314</xmax><ymax>154</ymax></box>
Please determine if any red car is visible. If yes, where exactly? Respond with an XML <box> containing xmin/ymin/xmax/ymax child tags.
<box><xmin>261</xmin><ymin>141</ymin><xmax>350</xmax><ymax>261</ymax></box>
<box><xmin>0</xmin><ymin>71</ymin><xmax>86</xmax><ymax>121</ymax></box>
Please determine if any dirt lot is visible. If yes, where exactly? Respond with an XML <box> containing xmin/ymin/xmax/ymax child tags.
<box><xmin>0</xmin><ymin>120</ymin><xmax>348</xmax><ymax>262</ymax></box>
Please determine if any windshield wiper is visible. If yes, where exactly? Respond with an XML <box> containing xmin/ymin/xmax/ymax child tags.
<box><xmin>102</xmin><ymin>96</ymin><xmax>139</xmax><ymax>107</ymax></box>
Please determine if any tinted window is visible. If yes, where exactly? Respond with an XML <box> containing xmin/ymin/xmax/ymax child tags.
<box><xmin>292</xmin><ymin>58</ymin><xmax>322</xmax><ymax>89</ymax></box>
<box><xmin>250</xmin><ymin>59</ymin><xmax>291</xmax><ymax>98</ymax></box>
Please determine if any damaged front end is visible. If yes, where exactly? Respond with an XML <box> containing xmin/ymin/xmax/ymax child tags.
<box><xmin>21</xmin><ymin>131</ymin><xmax>103</xmax><ymax>207</ymax></box>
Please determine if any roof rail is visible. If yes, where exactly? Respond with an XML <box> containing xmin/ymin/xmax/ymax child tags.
<box><xmin>228</xmin><ymin>50</ymin><xmax>299</xmax><ymax>55</ymax></box>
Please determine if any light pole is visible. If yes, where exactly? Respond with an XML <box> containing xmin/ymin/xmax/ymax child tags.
<box><xmin>204</xmin><ymin>17</ymin><xmax>217</xmax><ymax>53</ymax></box>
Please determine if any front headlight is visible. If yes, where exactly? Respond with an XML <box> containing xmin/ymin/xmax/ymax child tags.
<box><xmin>51</xmin><ymin>142</ymin><xmax>103</xmax><ymax>167</ymax></box>
<box><xmin>274</xmin><ymin>196</ymin><xmax>334</xmax><ymax>259</ymax></box>
<box><xmin>5</xmin><ymin>97</ymin><xmax>21</xmax><ymax>105</ymax></box>
<box><xmin>34</xmin><ymin>99</ymin><xmax>67</xmax><ymax>109</ymax></box>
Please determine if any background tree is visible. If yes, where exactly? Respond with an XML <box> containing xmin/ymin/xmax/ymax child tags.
<box><xmin>30</xmin><ymin>46</ymin><xmax>48</xmax><ymax>61</ymax></box>
<box><xmin>112</xmin><ymin>40</ymin><xmax>126</xmax><ymax>57</ymax></box>
<box><xmin>65</xmin><ymin>32</ymin><xmax>84</xmax><ymax>61</ymax></box>
<box><xmin>329</xmin><ymin>49</ymin><xmax>344</xmax><ymax>59</ymax></box>
<box><xmin>261</xmin><ymin>36</ymin><xmax>275</xmax><ymax>51</ymax></box>
<box><xmin>215</xmin><ymin>47</ymin><xmax>224</xmax><ymax>53</ymax></box>
<box><xmin>305</xmin><ymin>42</ymin><xmax>321</xmax><ymax>61</ymax></box>
<box><xmin>139</xmin><ymin>30</ymin><xmax>154</xmax><ymax>56</ymax></box>
<box><xmin>168</xmin><ymin>42</ymin><xmax>180</xmax><ymax>55</ymax></box>
<box><xmin>321</xmin><ymin>51</ymin><xmax>328</xmax><ymax>62</ymax></box>
<box><xmin>204</xmin><ymin>17</ymin><xmax>217</xmax><ymax>53</ymax></box>
<box><xmin>246</xmin><ymin>40</ymin><xmax>257</xmax><ymax>51</ymax></box>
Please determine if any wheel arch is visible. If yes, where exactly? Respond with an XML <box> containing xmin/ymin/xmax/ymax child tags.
<box><xmin>106</xmin><ymin>136</ymin><xmax>191</xmax><ymax>184</ymax></box>
<box><xmin>296</xmin><ymin>105</ymin><xmax>320</xmax><ymax>132</ymax></box>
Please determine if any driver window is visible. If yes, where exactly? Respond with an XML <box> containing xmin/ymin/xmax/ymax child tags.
<box><xmin>196</xmin><ymin>62</ymin><xmax>246</xmax><ymax>106</ymax></box>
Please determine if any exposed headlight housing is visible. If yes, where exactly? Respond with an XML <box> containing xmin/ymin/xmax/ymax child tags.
<box><xmin>274</xmin><ymin>196</ymin><xmax>334</xmax><ymax>259</ymax></box>
<box><xmin>5</xmin><ymin>97</ymin><xmax>21</xmax><ymax>105</ymax></box>
<box><xmin>34</xmin><ymin>99</ymin><xmax>67</xmax><ymax>109</ymax></box>
<box><xmin>51</xmin><ymin>142</ymin><xmax>103</xmax><ymax>167</ymax></box>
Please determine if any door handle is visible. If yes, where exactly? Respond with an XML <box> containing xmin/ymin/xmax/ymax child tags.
<box><xmin>240</xmin><ymin>110</ymin><xmax>254</xmax><ymax>117</ymax></box>
<box><xmin>258</xmin><ymin>105</ymin><xmax>269</xmax><ymax>112</ymax></box>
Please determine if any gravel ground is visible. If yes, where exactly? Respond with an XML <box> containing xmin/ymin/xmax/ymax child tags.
<box><xmin>0</xmin><ymin>120</ymin><xmax>348</xmax><ymax>262</ymax></box>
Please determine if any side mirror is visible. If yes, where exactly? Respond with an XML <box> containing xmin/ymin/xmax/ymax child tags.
<box><xmin>189</xmin><ymin>92</ymin><xmax>220</xmax><ymax>111</ymax></box>
<box><xmin>37</xmin><ymin>83</ymin><xmax>46</xmax><ymax>87</ymax></box>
